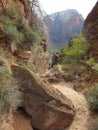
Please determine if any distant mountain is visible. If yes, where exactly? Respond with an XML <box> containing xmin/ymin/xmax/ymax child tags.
<box><xmin>45</xmin><ymin>9</ymin><xmax>84</xmax><ymax>50</ymax></box>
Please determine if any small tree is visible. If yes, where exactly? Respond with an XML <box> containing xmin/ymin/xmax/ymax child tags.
<box><xmin>58</xmin><ymin>33</ymin><xmax>89</xmax><ymax>64</ymax></box>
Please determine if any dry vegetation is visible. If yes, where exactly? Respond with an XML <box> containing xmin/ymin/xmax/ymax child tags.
<box><xmin>0</xmin><ymin>56</ymin><xmax>21</xmax><ymax>119</ymax></box>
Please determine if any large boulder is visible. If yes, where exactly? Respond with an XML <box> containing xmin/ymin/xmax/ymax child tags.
<box><xmin>11</xmin><ymin>64</ymin><xmax>75</xmax><ymax>130</ymax></box>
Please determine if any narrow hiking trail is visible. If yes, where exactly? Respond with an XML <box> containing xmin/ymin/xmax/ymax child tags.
<box><xmin>52</xmin><ymin>82</ymin><xmax>90</xmax><ymax>130</ymax></box>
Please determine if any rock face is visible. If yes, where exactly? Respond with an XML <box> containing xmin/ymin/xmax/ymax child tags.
<box><xmin>11</xmin><ymin>64</ymin><xmax>75</xmax><ymax>130</ymax></box>
<box><xmin>2</xmin><ymin>109</ymin><xmax>33</xmax><ymax>130</ymax></box>
<box><xmin>0</xmin><ymin>0</ymin><xmax>48</xmax><ymax>74</ymax></box>
<box><xmin>45</xmin><ymin>9</ymin><xmax>84</xmax><ymax>49</ymax></box>
<box><xmin>82</xmin><ymin>1</ymin><xmax>98</xmax><ymax>59</ymax></box>
<box><xmin>0</xmin><ymin>0</ymin><xmax>31</xmax><ymax>44</ymax></box>
<box><xmin>0</xmin><ymin>0</ymin><xmax>31</xmax><ymax>21</ymax></box>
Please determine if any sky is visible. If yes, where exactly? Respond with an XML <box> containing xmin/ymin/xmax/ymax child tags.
<box><xmin>39</xmin><ymin>0</ymin><xmax>98</xmax><ymax>18</ymax></box>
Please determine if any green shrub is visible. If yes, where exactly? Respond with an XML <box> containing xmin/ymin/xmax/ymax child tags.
<box><xmin>15</xmin><ymin>18</ymin><xmax>27</xmax><ymax>31</ymax></box>
<box><xmin>0</xmin><ymin>3</ymin><xmax>41</xmax><ymax>50</ymax></box>
<box><xmin>25</xmin><ymin>29</ymin><xmax>35</xmax><ymax>44</ymax></box>
<box><xmin>0</xmin><ymin>16</ymin><xmax>14</xmax><ymax>28</ymax></box>
<box><xmin>92</xmin><ymin>63</ymin><xmax>98</xmax><ymax>72</ymax></box>
<box><xmin>0</xmin><ymin>16</ymin><xmax>20</xmax><ymax>43</ymax></box>
<box><xmin>0</xmin><ymin>57</ymin><xmax>21</xmax><ymax>117</ymax></box>
<box><xmin>21</xmin><ymin>28</ymin><xmax>40</xmax><ymax>49</ymax></box>
<box><xmin>55</xmin><ymin>33</ymin><xmax>89</xmax><ymax>76</ymax></box>
<box><xmin>86</xmin><ymin>58</ymin><xmax>95</xmax><ymax>67</ymax></box>
<box><xmin>85</xmin><ymin>83</ymin><xmax>98</xmax><ymax>112</ymax></box>
<box><xmin>25</xmin><ymin>29</ymin><xmax>40</xmax><ymax>43</ymax></box>
<box><xmin>86</xmin><ymin>58</ymin><xmax>98</xmax><ymax>73</ymax></box>
<box><xmin>0</xmin><ymin>15</ymin><xmax>41</xmax><ymax>49</ymax></box>
<box><xmin>58</xmin><ymin>33</ymin><xmax>89</xmax><ymax>64</ymax></box>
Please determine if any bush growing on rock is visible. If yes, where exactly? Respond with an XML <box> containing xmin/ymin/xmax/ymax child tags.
<box><xmin>0</xmin><ymin>1</ymin><xmax>41</xmax><ymax>50</ymax></box>
<box><xmin>0</xmin><ymin>57</ymin><xmax>21</xmax><ymax>118</ymax></box>
<box><xmin>24</xmin><ymin>29</ymin><xmax>40</xmax><ymax>46</ymax></box>
<box><xmin>0</xmin><ymin>16</ymin><xmax>20</xmax><ymax>44</ymax></box>
<box><xmin>85</xmin><ymin>83</ymin><xmax>98</xmax><ymax>112</ymax></box>
<box><xmin>58</xmin><ymin>33</ymin><xmax>89</xmax><ymax>64</ymax></box>
<box><xmin>55</xmin><ymin>33</ymin><xmax>89</xmax><ymax>76</ymax></box>
<box><xmin>86</xmin><ymin>58</ymin><xmax>95</xmax><ymax>67</ymax></box>
<box><xmin>0</xmin><ymin>15</ymin><xmax>41</xmax><ymax>49</ymax></box>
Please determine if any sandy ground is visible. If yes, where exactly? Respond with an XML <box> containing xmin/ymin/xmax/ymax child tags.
<box><xmin>52</xmin><ymin>82</ymin><xmax>90</xmax><ymax>130</ymax></box>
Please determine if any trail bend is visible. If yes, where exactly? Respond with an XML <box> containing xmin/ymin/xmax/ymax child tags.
<box><xmin>52</xmin><ymin>82</ymin><xmax>90</xmax><ymax>130</ymax></box>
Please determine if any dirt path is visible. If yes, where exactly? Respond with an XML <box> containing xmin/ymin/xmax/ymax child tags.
<box><xmin>52</xmin><ymin>82</ymin><xmax>90</xmax><ymax>130</ymax></box>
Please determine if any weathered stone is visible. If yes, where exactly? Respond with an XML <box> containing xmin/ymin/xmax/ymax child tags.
<box><xmin>52</xmin><ymin>53</ymin><xmax>59</xmax><ymax>66</ymax></box>
<box><xmin>12</xmin><ymin>49</ymin><xmax>31</xmax><ymax>60</ymax></box>
<box><xmin>1</xmin><ymin>109</ymin><xmax>33</xmax><ymax>130</ymax></box>
<box><xmin>0</xmin><ymin>0</ymin><xmax>48</xmax><ymax>74</ymax></box>
<box><xmin>11</xmin><ymin>64</ymin><xmax>75</xmax><ymax>130</ymax></box>
<box><xmin>82</xmin><ymin>1</ymin><xmax>98</xmax><ymax>60</ymax></box>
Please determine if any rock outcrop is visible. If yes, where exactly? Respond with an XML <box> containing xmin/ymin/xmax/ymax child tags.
<box><xmin>2</xmin><ymin>109</ymin><xmax>33</xmax><ymax>130</ymax></box>
<box><xmin>11</xmin><ymin>64</ymin><xmax>75</xmax><ymax>130</ymax></box>
<box><xmin>45</xmin><ymin>9</ymin><xmax>84</xmax><ymax>49</ymax></box>
<box><xmin>0</xmin><ymin>0</ymin><xmax>48</xmax><ymax>74</ymax></box>
<box><xmin>82</xmin><ymin>1</ymin><xmax>98</xmax><ymax>60</ymax></box>
<box><xmin>0</xmin><ymin>0</ymin><xmax>31</xmax><ymax>21</ymax></box>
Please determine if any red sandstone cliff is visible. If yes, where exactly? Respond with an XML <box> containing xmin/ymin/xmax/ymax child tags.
<box><xmin>82</xmin><ymin>1</ymin><xmax>98</xmax><ymax>60</ymax></box>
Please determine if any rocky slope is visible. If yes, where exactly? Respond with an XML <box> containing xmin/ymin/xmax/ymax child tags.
<box><xmin>45</xmin><ymin>9</ymin><xmax>84</xmax><ymax>49</ymax></box>
<box><xmin>53</xmin><ymin>83</ymin><xmax>90</xmax><ymax>130</ymax></box>
<box><xmin>0</xmin><ymin>0</ymin><xmax>48</xmax><ymax>74</ymax></box>
<box><xmin>0</xmin><ymin>0</ymin><xmax>48</xmax><ymax>129</ymax></box>
<box><xmin>0</xmin><ymin>0</ymin><xmax>98</xmax><ymax>130</ymax></box>
<box><xmin>82</xmin><ymin>1</ymin><xmax>98</xmax><ymax>60</ymax></box>
<box><xmin>0</xmin><ymin>1</ymin><xmax>75</xmax><ymax>130</ymax></box>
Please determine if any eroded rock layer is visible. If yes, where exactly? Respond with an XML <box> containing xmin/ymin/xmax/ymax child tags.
<box><xmin>11</xmin><ymin>64</ymin><xmax>75</xmax><ymax>130</ymax></box>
